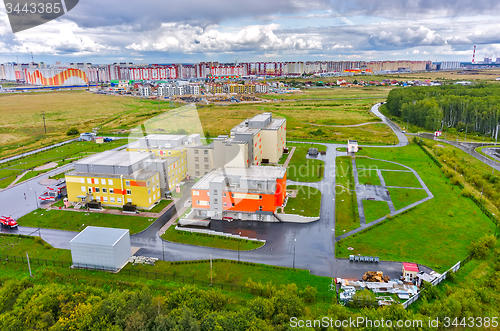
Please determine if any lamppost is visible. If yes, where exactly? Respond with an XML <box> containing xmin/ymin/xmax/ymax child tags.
<box><xmin>292</xmin><ymin>238</ymin><xmax>296</xmax><ymax>269</ymax></box>
<box><xmin>162</xmin><ymin>239</ymin><xmax>165</xmax><ymax>261</ymax></box>
<box><xmin>37</xmin><ymin>213</ymin><xmax>43</xmax><ymax>238</ymax></box>
<box><xmin>30</xmin><ymin>187</ymin><xmax>38</xmax><ymax>209</ymax></box>
<box><xmin>238</xmin><ymin>232</ymin><xmax>241</xmax><ymax>263</ymax></box>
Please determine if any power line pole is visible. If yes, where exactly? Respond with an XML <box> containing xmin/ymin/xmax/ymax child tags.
<box><xmin>42</xmin><ymin>111</ymin><xmax>47</xmax><ymax>134</ymax></box>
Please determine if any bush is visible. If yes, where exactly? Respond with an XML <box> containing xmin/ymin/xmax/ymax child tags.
<box><xmin>468</xmin><ymin>235</ymin><xmax>496</xmax><ymax>259</ymax></box>
<box><xmin>66</xmin><ymin>127</ymin><xmax>79</xmax><ymax>136</ymax></box>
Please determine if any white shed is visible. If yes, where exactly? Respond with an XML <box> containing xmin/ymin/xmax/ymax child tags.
<box><xmin>70</xmin><ymin>226</ymin><xmax>131</xmax><ymax>271</ymax></box>
<box><xmin>347</xmin><ymin>140</ymin><xmax>359</xmax><ymax>153</ymax></box>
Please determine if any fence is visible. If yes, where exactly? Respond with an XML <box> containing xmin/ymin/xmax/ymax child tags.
<box><xmin>0</xmin><ymin>254</ymin><xmax>334</xmax><ymax>303</ymax></box>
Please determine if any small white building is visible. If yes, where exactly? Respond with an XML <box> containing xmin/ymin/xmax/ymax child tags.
<box><xmin>402</xmin><ymin>262</ymin><xmax>419</xmax><ymax>282</ymax></box>
<box><xmin>70</xmin><ymin>226</ymin><xmax>131</xmax><ymax>271</ymax></box>
<box><xmin>347</xmin><ymin>140</ymin><xmax>359</xmax><ymax>153</ymax></box>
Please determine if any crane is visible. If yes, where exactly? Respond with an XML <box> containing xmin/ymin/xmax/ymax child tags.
<box><xmin>472</xmin><ymin>45</ymin><xmax>476</xmax><ymax>63</ymax></box>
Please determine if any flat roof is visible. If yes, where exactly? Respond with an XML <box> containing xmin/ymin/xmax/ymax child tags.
<box><xmin>75</xmin><ymin>151</ymin><xmax>151</xmax><ymax>167</ymax></box>
<box><xmin>70</xmin><ymin>226</ymin><xmax>129</xmax><ymax>247</ymax></box>
<box><xmin>193</xmin><ymin>166</ymin><xmax>286</xmax><ymax>190</ymax></box>
<box><xmin>67</xmin><ymin>169</ymin><xmax>157</xmax><ymax>181</ymax></box>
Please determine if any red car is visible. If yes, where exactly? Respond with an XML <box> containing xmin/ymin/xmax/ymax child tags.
<box><xmin>0</xmin><ymin>215</ymin><xmax>18</xmax><ymax>229</ymax></box>
<box><xmin>222</xmin><ymin>216</ymin><xmax>233</xmax><ymax>222</ymax></box>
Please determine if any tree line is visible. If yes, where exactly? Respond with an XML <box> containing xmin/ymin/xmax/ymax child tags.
<box><xmin>386</xmin><ymin>84</ymin><xmax>500</xmax><ymax>136</ymax></box>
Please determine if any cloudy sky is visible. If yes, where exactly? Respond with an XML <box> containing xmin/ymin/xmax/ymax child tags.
<box><xmin>1</xmin><ymin>0</ymin><xmax>500</xmax><ymax>64</ymax></box>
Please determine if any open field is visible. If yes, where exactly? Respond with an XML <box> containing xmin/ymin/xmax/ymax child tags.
<box><xmin>0</xmin><ymin>90</ymin><xmax>178</xmax><ymax>159</ymax></box>
<box><xmin>0</xmin><ymin>139</ymin><xmax>128</xmax><ymax>188</ymax></box>
<box><xmin>285</xmin><ymin>185</ymin><xmax>321</xmax><ymax>217</ymax></box>
<box><xmin>382</xmin><ymin>170</ymin><xmax>421</xmax><ymax>188</ymax></box>
<box><xmin>17</xmin><ymin>209</ymin><xmax>154</xmax><ymax>234</ymax></box>
<box><xmin>285</xmin><ymin>143</ymin><xmax>325</xmax><ymax>182</ymax></box>
<box><xmin>161</xmin><ymin>225</ymin><xmax>264</xmax><ymax>251</ymax></box>
<box><xmin>357</xmin><ymin>169</ymin><xmax>381</xmax><ymax>186</ymax></box>
<box><xmin>388</xmin><ymin>188</ymin><xmax>429</xmax><ymax>211</ymax></box>
<box><xmin>336</xmin><ymin>143</ymin><xmax>496</xmax><ymax>272</ymax></box>
<box><xmin>259</xmin><ymin>86</ymin><xmax>392</xmax><ymax>100</ymax></box>
<box><xmin>335</xmin><ymin>156</ymin><xmax>359</xmax><ymax>234</ymax></box>
<box><xmin>355</xmin><ymin>157</ymin><xmax>406</xmax><ymax>171</ymax></box>
<box><xmin>362</xmin><ymin>200</ymin><xmax>390</xmax><ymax>223</ymax></box>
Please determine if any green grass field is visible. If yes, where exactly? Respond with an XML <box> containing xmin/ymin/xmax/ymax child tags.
<box><xmin>335</xmin><ymin>156</ymin><xmax>359</xmax><ymax>234</ymax></box>
<box><xmin>285</xmin><ymin>143</ymin><xmax>325</xmax><ymax>182</ymax></box>
<box><xmin>17</xmin><ymin>209</ymin><xmax>154</xmax><ymax>234</ymax></box>
<box><xmin>285</xmin><ymin>185</ymin><xmax>321</xmax><ymax>217</ymax></box>
<box><xmin>388</xmin><ymin>188</ymin><xmax>429</xmax><ymax>211</ymax></box>
<box><xmin>148</xmin><ymin>199</ymin><xmax>172</xmax><ymax>213</ymax></box>
<box><xmin>161</xmin><ymin>225</ymin><xmax>264</xmax><ymax>251</ymax></box>
<box><xmin>0</xmin><ymin>139</ymin><xmax>128</xmax><ymax>188</ymax></box>
<box><xmin>382</xmin><ymin>170</ymin><xmax>421</xmax><ymax>188</ymax></box>
<box><xmin>0</xmin><ymin>234</ymin><xmax>72</xmax><ymax>261</ymax></box>
<box><xmin>336</xmin><ymin>143</ymin><xmax>496</xmax><ymax>272</ymax></box>
<box><xmin>0</xmin><ymin>91</ymin><xmax>179</xmax><ymax>159</ymax></box>
<box><xmin>355</xmin><ymin>157</ymin><xmax>406</xmax><ymax>171</ymax></box>
<box><xmin>362</xmin><ymin>200</ymin><xmax>390</xmax><ymax>223</ymax></box>
<box><xmin>357</xmin><ymin>169</ymin><xmax>381</xmax><ymax>186</ymax></box>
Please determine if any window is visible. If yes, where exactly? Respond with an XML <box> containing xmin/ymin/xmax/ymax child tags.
<box><xmin>147</xmin><ymin>180</ymin><xmax>150</xmax><ymax>186</ymax></box>
<box><xmin>127</xmin><ymin>198</ymin><xmax>132</xmax><ymax>203</ymax></box>
<box><xmin>259</xmin><ymin>206</ymin><xmax>263</xmax><ymax>211</ymax></box>
<box><xmin>108</xmin><ymin>179</ymin><xmax>113</xmax><ymax>185</ymax></box>
<box><xmin>232</xmin><ymin>203</ymin><xmax>235</xmax><ymax>207</ymax></box>
<box><xmin>126</xmin><ymin>189</ymin><xmax>131</xmax><ymax>195</ymax></box>
<box><xmin>214</xmin><ymin>189</ymin><xmax>217</xmax><ymax>195</ymax></box>
<box><xmin>125</xmin><ymin>181</ymin><xmax>130</xmax><ymax>186</ymax></box>
<box><xmin>153</xmin><ymin>186</ymin><xmax>155</xmax><ymax>192</ymax></box>
<box><xmin>88</xmin><ymin>188</ymin><xmax>92</xmax><ymax>194</ymax></box>
<box><xmin>204</xmin><ymin>150</ymin><xmax>208</xmax><ymax>155</ymax></box>
<box><xmin>101</xmin><ymin>179</ymin><xmax>106</xmax><ymax>185</ymax></box>
<box><xmin>80</xmin><ymin>178</ymin><xmax>85</xmax><ymax>184</ymax></box>
<box><xmin>259</xmin><ymin>195</ymin><xmax>263</xmax><ymax>199</ymax></box>
<box><xmin>148</xmin><ymin>189</ymin><xmax>151</xmax><ymax>195</ymax></box>
<box><xmin>117</xmin><ymin>198</ymin><xmax>122</xmax><ymax>203</ymax></box>
<box><xmin>95</xmin><ymin>178</ymin><xmax>99</xmax><ymax>184</ymax></box>
<box><xmin>195</xmin><ymin>157</ymin><xmax>199</xmax><ymax>162</ymax></box>
<box><xmin>81</xmin><ymin>186</ymin><xmax>86</xmax><ymax>192</ymax></box>
<box><xmin>109</xmin><ymin>189</ymin><xmax>114</xmax><ymax>194</ymax></box>
<box><xmin>157</xmin><ymin>183</ymin><xmax>159</xmax><ymax>189</ymax></box>
<box><xmin>87</xmin><ymin>178</ymin><xmax>91</xmax><ymax>184</ymax></box>
<box><xmin>152</xmin><ymin>177</ymin><xmax>155</xmax><ymax>183</ymax></box>
<box><xmin>194</xmin><ymin>149</ymin><xmax>199</xmax><ymax>154</ymax></box>
<box><xmin>102</xmin><ymin>188</ymin><xmax>107</xmax><ymax>193</ymax></box>
<box><xmin>204</xmin><ymin>157</ymin><xmax>208</xmax><ymax>162</ymax></box>
<box><xmin>149</xmin><ymin>197</ymin><xmax>152</xmax><ymax>204</ymax></box>
<box><xmin>223</xmin><ymin>193</ymin><xmax>227</xmax><ymax>197</ymax></box>
<box><xmin>103</xmin><ymin>197</ymin><xmax>108</xmax><ymax>202</ymax></box>
<box><xmin>168</xmin><ymin>151</ymin><xmax>171</xmax><ymax>155</ymax></box>
<box><xmin>195</xmin><ymin>164</ymin><xmax>199</xmax><ymax>169</ymax></box>
<box><xmin>195</xmin><ymin>171</ymin><xmax>200</xmax><ymax>176</ymax></box>
<box><xmin>223</xmin><ymin>203</ymin><xmax>227</xmax><ymax>207</ymax></box>
<box><xmin>214</xmin><ymin>199</ymin><xmax>218</xmax><ymax>204</ymax></box>
<box><xmin>231</xmin><ymin>193</ymin><xmax>234</xmax><ymax>198</ymax></box>
<box><xmin>95</xmin><ymin>196</ymin><xmax>100</xmax><ymax>201</ymax></box>
<box><xmin>204</xmin><ymin>164</ymin><xmax>209</xmax><ymax>169</ymax></box>
<box><xmin>95</xmin><ymin>187</ymin><xmax>100</xmax><ymax>193</ymax></box>
<box><xmin>110</xmin><ymin>197</ymin><xmax>115</xmax><ymax>202</ymax></box>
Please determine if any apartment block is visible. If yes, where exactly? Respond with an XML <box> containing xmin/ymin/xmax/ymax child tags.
<box><xmin>190</xmin><ymin>166</ymin><xmax>287</xmax><ymax>221</ymax></box>
<box><xmin>231</xmin><ymin>113</ymin><xmax>286</xmax><ymax>165</ymax></box>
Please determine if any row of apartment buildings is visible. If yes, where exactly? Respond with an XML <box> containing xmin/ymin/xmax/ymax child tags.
<box><xmin>0</xmin><ymin>60</ymin><xmax>435</xmax><ymax>85</ymax></box>
<box><xmin>65</xmin><ymin>113</ymin><xmax>287</xmax><ymax>221</ymax></box>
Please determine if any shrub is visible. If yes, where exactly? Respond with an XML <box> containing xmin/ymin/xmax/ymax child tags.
<box><xmin>66</xmin><ymin>127</ymin><xmax>79</xmax><ymax>136</ymax></box>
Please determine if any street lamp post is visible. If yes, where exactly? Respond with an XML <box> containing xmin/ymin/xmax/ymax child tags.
<box><xmin>37</xmin><ymin>213</ymin><xmax>43</xmax><ymax>238</ymax></box>
<box><xmin>238</xmin><ymin>232</ymin><xmax>241</xmax><ymax>263</ymax></box>
<box><xmin>292</xmin><ymin>238</ymin><xmax>296</xmax><ymax>269</ymax></box>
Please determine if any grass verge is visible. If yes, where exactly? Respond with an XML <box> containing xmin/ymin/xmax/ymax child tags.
<box><xmin>286</xmin><ymin>143</ymin><xmax>325</xmax><ymax>182</ymax></box>
<box><xmin>388</xmin><ymin>188</ymin><xmax>429</xmax><ymax>211</ymax></box>
<box><xmin>285</xmin><ymin>185</ymin><xmax>321</xmax><ymax>217</ymax></box>
<box><xmin>382</xmin><ymin>170</ymin><xmax>421</xmax><ymax>188</ymax></box>
<box><xmin>335</xmin><ymin>156</ymin><xmax>359</xmax><ymax>234</ymax></box>
<box><xmin>362</xmin><ymin>200</ymin><xmax>390</xmax><ymax>223</ymax></box>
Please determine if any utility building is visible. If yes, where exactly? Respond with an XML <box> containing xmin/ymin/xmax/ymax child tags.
<box><xmin>70</xmin><ymin>226</ymin><xmax>131</xmax><ymax>271</ymax></box>
<box><xmin>190</xmin><ymin>166</ymin><xmax>286</xmax><ymax>221</ymax></box>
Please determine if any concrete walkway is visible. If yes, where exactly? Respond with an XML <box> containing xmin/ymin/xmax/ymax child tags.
<box><xmin>281</xmin><ymin>146</ymin><xmax>296</xmax><ymax>169</ymax></box>
<box><xmin>5</xmin><ymin>170</ymin><xmax>29</xmax><ymax>189</ymax></box>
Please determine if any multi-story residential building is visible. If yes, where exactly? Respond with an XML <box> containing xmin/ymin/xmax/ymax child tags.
<box><xmin>187</xmin><ymin>135</ymin><xmax>249</xmax><ymax>178</ymax></box>
<box><xmin>204</xmin><ymin>83</ymin><xmax>224</xmax><ymax>94</ymax></box>
<box><xmin>138</xmin><ymin>85</ymin><xmax>151</xmax><ymax>97</ymax></box>
<box><xmin>65</xmin><ymin>151</ymin><xmax>162</xmax><ymax>209</ymax></box>
<box><xmin>254</xmin><ymin>83</ymin><xmax>270</xmax><ymax>93</ymax></box>
<box><xmin>230</xmin><ymin>112</ymin><xmax>286</xmax><ymax>165</ymax></box>
<box><xmin>190</xmin><ymin>166</ymin><xmax>287</xmax><ymax>221</ymax></box>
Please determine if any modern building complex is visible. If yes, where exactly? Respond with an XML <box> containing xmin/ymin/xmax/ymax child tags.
<box><xmin>186</xmin><ymin>112</ymin><xmax>286</xmax><ymax>178</ymax></box>
<box><xmin>66</xmin><ymin>150</ymin><xmax>173</xmax><ymax>209</ymax></box>
<box><xmin>190</xmin><ymin>166</ymin><xmax>287</xmax><ymax>221</ymax></box>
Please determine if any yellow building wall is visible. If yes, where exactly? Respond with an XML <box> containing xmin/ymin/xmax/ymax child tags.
<box><xmin>167</xmin><ymin>157</ymin><xmax>187</xmax><ymax>189</ymax></box>
<box><xmin>65</xmin><ymin>173</ymin><xmax>161</xmax><ymax>209</ymax></box>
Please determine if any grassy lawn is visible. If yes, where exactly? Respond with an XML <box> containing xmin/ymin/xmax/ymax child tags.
<box><xmin>171</xmin><ymin>185</ymin><xmax>186</xmax><ymax>198</ymax></box>
<box><xmin>0</xmin><ymin>234</ymin><xmax>72</xmax><ymax>261</ymax></box>
<box><xmin>335</xmin><ymin>156</ymin><xmax>359</xmax><ymax>234</ymax></box>
<box><xmin>0</xmin><ymin>91</ymin><xmax>178</xmax><ymax>159</ymax></box>
<box><xmin>285</xmin><ymin>142</ymin><xmax>325</xmax><ymax>182</ymax></box>
<box><xmin>355</xmin><ymin>156</ymin><xmax>406</xmax><ymax>171</ymax></box>
<box><xmin>362</xmin><ymin>200</ymin><xmax>390</xmax><ymax>223</ymax></box>
<box><xmin>0</xmin><ymin>140</ymin><xmax>128</xmax><ymax>188</ymax></box>
<box><xmin>285</xmin><ymin>185</ymin><xmax>321</xmax><ymax>217</ymax></box>
<box><xmin>17</xmin><ymin>209</ymin><xmax>154</xmax><ymax>234</ymax></box>
<box><xmin>388</xmin><ymin>188</ymin><xmax>429</xmax><ymax>211</ymax></box>
<box><xmin>357</xmin><ymin>169</ymin><xmax>381</xmax><ymax>186</ymax></box>
<box><xmin>336</xmin><ymin>143</ymin><xmax>496</xmax><ymax>272</ymax></box>
<box><xmin>382</xmin><ymin>170</ymin><xmax>421</xmax><ymax>188</ymax></box>
<box><xmin>161</xmin><ymin>224</ymin><xmax>264</xmax><ymax>251</ymax></box>
<box><xmin>148</xmin><ymin>199</ymin><xmax>172</xmax><ymax>213</ymax></box>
